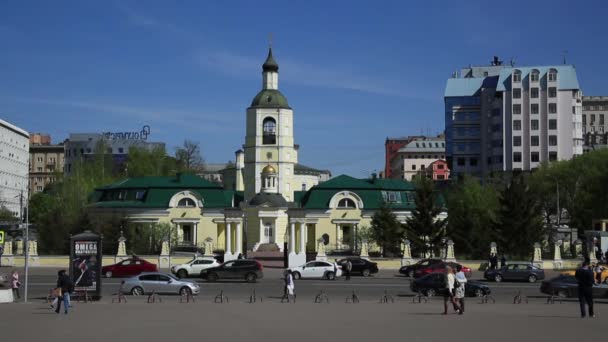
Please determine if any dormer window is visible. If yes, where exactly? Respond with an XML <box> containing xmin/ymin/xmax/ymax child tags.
<box><xmin>513</xmin><ymin>70</ymin><xmax>522</xmax><ymax>83</ymax></box>
<box><xmin>263</xmin><ymin>117</ymin><xmax>276</xmax><ymax>145</ymax></box>
<box><xmin>178</xmin><ymin>198</ymin><xmax>197</xmax><ymax>208</ymax></box>
<box><xmin>548</xmin><ymin>69</ymin><xmax>558</xmax><ymax>82</ymax></box>
<box><xmin>337</xmin><ymin>198</ymin><xmax>357</xmax><ymax>209</ymax></box>
<box><xmin>530</xmin><ymin>69</ymin><xmax>540</xmax><ymax>82</ymax></box>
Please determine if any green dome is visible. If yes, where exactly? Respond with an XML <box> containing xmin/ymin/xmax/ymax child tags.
<box><xmin>250</xmin><ymin>89</ymin><xmax>291</xmax><ymax>109</ymax></box>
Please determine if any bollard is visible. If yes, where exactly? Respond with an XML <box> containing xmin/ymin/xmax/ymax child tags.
<box><xmin>412</xmin><ymin>293</ymin><xmax>429</xmax><ymax>304</ymax></box>
<box><xmin>345</xmin><ymin>290</ymin><xmax>359</xmax><ymax>303</ymax></box>
<box><xmin>76</xmin><ymin>290</ymin><xmax>92</xmax><ymax>303</ymax></box>
<box><xmin>546</xmin><ymin>290</ymin><xmax>563</xmax><ymax>304</ymax></box>
<box><xmin>112</xmin><ymin>292</ymin><xmax>127</xmax><ymax>304</ymax></box>
<box><xmin>147</xmin><ymin>291</ymin><xmax>161</xmax><ymax>303</ymax></box>
<box><xmin>513</xmin><ymin>290</ymin><xmax>527</xmax><ymax>304</ymax></box>
<box><xmin>214</xmin><ymin>290</ymin><xmax>229</xmax><ymax>303</ymax></box>
<box><xmin>179</xmin><ymin>293</ymin><xmax>195</xmax><ymax>303</ymax></box>
<box><xmin>379</xmin><ymin>290</ymin><xmax>394</xmax><ymax>304</ymax></box>
<box><xmin>479</xmin><ymin>294</ymin><xmax>495</xmax><ymax>304</ymax></box>
<box><xmin>314</xmin><ymin>290</ymin><xmax>329</xmax><ymax>304</ymax></box>
<box><xmin>249</xmin><ymin>288</ymin><xmax>262</xmax><ymax>303</ymax></box>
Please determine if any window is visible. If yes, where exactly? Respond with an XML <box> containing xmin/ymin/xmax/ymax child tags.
<box><xmin>549</xmin><ymin>119</ymin><xmax>557</xmax><ymax>130</ymax></box>
<box><xmin>600</xmin><ymin>114</ymin><xmax>605</xmax><ymax>125</ymax></box>
<box><xmin>513</xmin><ymin>120</ymin><xmax>521</xmax><ymax>130</ymax></box>
<box><xmin>549</xmin><ymin>103</ymin><xmax>557</xmax><ymax>114</ymax></box>
<box><xmin>421</xmin><ymin>164</ymin><xmax>425</xmax><ymax>170</ymax></box>
<box><xmin>301</xmin><ymin>184</ymin><xmax>306</xmax><ymax>191</ymax></box>
<box><xmin>437</xmin><ymin>175</ymin><xmax>445</xmax><ymax>180</ymax></box>
<box><xmin>572</xmin><ymin>106</ymin><xmax>576</xmax><ymax>114</ymax></box>
<box><xmin>469</xmin><ymin>158</ymin><xmax>478</xmax><ymax>166</ymax></box>
<box><xmin>531</xmin><ymin>136</ymin><xmax>539</xmax><ymax>146</ymax></box>
<box><xmin>338</xmin><ymin>198</ymin><xmax>356</xmax><ymax>208</ymax></box>
<box><xmin>548</xmin><ymin>87</ymin><xmax>557</xmax><ymax>98</ymax></box>
<box><xmin>549</xmin><ymin>152</ymin><xmax>557</xmax><ymax>161</ymax></box>
<box><xmin>513</xmin><ymin>88</ymin><xmax>521</xmax><ymax>99</ymax></box>
<box><xmin>513</xmin><ymin>152</ymin><xmax>522</xmax><ymax>162</ymax></box>
<box><xmin>262</xmin><ymin>117</ymin><xmax>277</xmax><ymax>145</ymax></box>
<box><xmin>457</xmin><ymin>158</ymin><xmax>465</xmax><ymax>166</ymax></box>
<box><xmin>178</xmin><ymin>198</ymin><xmax>196</xmax><ymax>208</ymax></box>
<box><xmin>118</xmin><ymin>148</ymin><xmax>124</xmax><ymax>154</ymax></box>
<box><xmin>549</xmin><ymin>135</ymin><xmax>558</xmax><ymax>146</ymax></box>
<box><xmin>531</xmin><ymin>120</ymin><xmax>539</xmax><ymax>130</ymax></box>
<box><xmin>530</xmin><ymin>70</ymin><xmax>540</xmax><ymax>82</ymax></box>
<box><xmin>437</xmin><ymin>164</ymin><xmax>444</xmax><ymax>170</ymax></box>
<box><xmin>513</xmin><ymin>136</ymin><xmax>522</xmax><ymax>146</ymax></box>
<box><xmin>530</xmin><ymin>88</ymin><xmax>539</xmax><ymax>98</ymax></box>
<box><xmin>531</xmin><ymin>152</ymin><xmax>539</xmax><ymax>162</ymax></box>
<box><xmin>548</xmin><ymin>69</ymin><xmax>557</xmax><ymax>82</ymax></box>
<box><xmin>36</xmin><ymin>186</ymin><xmax>42</xmax><ymax>191</ymax></box>
<box><xmin>513</xmin><ymin>104</ymin><xmax>521</xmax><ymax>114</ymax></box>
<box><xmin>530</xmin><ymin>104</ymin><xmax>539</xmax><ymax>114</ymax></box>
<box><xmin>513</xmin><ymin>70</ymin><xmax>522</xmax><ymax>82</ymax></box>
<box><xmin>411</xmin><ymin>164</ymin><xmax>416</xmax><ymax>170</ymax></box>
<box><xmin>135</xmin><ymin>191</ymin><xmax>146</xmax><ymax>200</ymax></box>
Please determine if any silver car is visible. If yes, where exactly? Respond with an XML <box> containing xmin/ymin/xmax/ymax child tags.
<box><xmin>123</xmin><ymin>272</ymin><xmax>200</xmax><ymax>296</ymax></box>
<box><xmin>0</xmin><ymin>273</ymin><xmax>7</xmax><ymax>287</ymax></box>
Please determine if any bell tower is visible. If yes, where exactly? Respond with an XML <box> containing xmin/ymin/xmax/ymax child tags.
<box><xmin>243</xmin><ymin>47</ymin><xmax>298</xmax><ymax>202</ymax></box>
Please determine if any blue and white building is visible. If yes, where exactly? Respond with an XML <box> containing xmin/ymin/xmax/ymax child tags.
<box><xmin>444</xmin><ymin>58</ymin><xmax>583</xmax><ymax>178</ymax></box>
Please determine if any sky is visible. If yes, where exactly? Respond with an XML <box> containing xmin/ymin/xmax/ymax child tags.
<box><xmin>1</xmin><ymin>0</ymin><xmax>607</xmax><ymax>178</ymax></box>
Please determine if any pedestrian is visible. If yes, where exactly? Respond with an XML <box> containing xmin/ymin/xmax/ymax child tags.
<box><xmin>344</xmin><ymin>259</ymin><xmax>352</xmax><ymax>281</ymax></box>
<box><xmin>454</xmin><ymin>266</ymin><xmax>467</xmax><ymax>315</ymax></box>
<box><xmin>285</xmin><ymin>270</ymin><xmax>295</xmax><ymax>303</ymax></box>
<box><xmin>491</xmin><ymin>254</ymin><xmax>498</xmax><ymax>270</ymax></box>
<box><xmin>575</xmin><ymin>261</ymin><xmax>595</xmax><ymax>318</ymax></box>
<box><xmin>11</xmin><ymin>270</ymin><xmax>21</xmax><ymax>301</ymax></box>
<box><xmin>500</xmin><ymin>255</ymin><xmax>506</xmax><ymax>268</ymax></box>
<box><xmin>237</xmin><ymin>253</ymin><xmax>243</xmax><ymax>260</ymax></box>
<box><xmin>443</xmin><ymin>266</ymin><xmax>461</xmax><ymax>315</ymax></box>
<box><xmin>54</xmin><ymin>270</ymin><xmax>73</xmax><ymax>315</ymax></box>
<box><xmin>333</xmin><ymin>259</ymin><xmax>338</xmax><ymax>281</ymax></box>
<box><xmin>593</xmin><ymin>263</ymin><xmax>603</xmax><ymax>284</ymax></box>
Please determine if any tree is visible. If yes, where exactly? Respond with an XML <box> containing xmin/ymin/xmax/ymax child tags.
<box><xmin>354</xmin><ymin>224</ymin><xmax>375</xmax><ymax>254</ymax></box>
<box><xmin>404</xmin><ymin>176</ymin><xmax>447</xmax><ymax>258</ymax></box>
<box><xmin>125</xmin><ymin>146</ymin><xmax>176</xmax><ymax>177</ymax></box>
<box><xmin>175</xmin><ymin>140</ymin><xmax>204</xmax><ymax>172</ymax></box>
<box><xmin>370</xmin><ymin>202</ymin><xmax>403</xmax><ymax>257</ymax></box>
<box><xmin>495</xmin><ymin>174</ymin><xmax>545</xmax><ymax>259</ymax></box>
<box><xmin>447</xmin><ymin>176</ymin><xmax>500</xmax><ymax>259</ymax></box>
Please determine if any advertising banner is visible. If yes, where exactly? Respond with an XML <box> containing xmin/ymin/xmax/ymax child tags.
<box><xmin>70</xmin><ymin>232</ymin><xmax>102</xmax><ymax>298</ymax></box>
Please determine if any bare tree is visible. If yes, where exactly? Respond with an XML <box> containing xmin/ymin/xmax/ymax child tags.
<box><xmin>175</xmin><ymin>139</ymin><xmax>205</xmax><ymax>172</ymax></box>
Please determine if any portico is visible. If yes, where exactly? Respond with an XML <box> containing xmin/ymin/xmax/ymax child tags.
<box><xmin>331</xmin><ymin>219</ymin><xmax>360</xmax><ymax>251</ymax></box>
<box><xmin>171</xmin><ymin>218</ymin><xmax>201</xmax><ymax>246</ymax></box>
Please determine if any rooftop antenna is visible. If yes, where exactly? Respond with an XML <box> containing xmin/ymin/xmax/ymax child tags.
<box><xmin>509</xmin><ymin>57</ymin><xmax>515</xmax><ymax>67</ymax></box>
<box><xmin>562</xmin><ymin>50</ymin><xmax>568</xmax><ymax>65</ymax></box>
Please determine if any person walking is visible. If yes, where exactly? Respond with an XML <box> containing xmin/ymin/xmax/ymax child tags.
<box><xmin>344</xmin><ymin>259</ymin><xmax>352</xmax><ymax>281</ymax></box>
<box><xmin>11</xmin><ymin>270</ymin><xmax>21</xmax><ymax>301</ymax></box>
<box><xmin>443</xmin><ymin>266</ymin><xmax>461</xmax><ymax>315</ymax></box>
<box><xmin>333</xmin><ymin>259</ymin><xmax>338</xmax><ymax>281</ymax></box>
<box><xmin>593</xmin><ymin>263</ymin><xmax>604</xmax><ymax>284</ymax></box>
<box><xmin>285</xmin><ymin>270</ymin><xmax>295</xmax><ymax>303</ymax></box>
<box><xmin>54</xmin><ymin>270</ymin><xmax>72</xmax><ymax>315</ymax></box>
<box><xmin>454</xmin><ymin>266</ymin><xmax>468</xmax><ymax>315</ymax></box>
<box><xmin>575</xmin><ymin>261</ymin><xmax>595</xmax><ymax>318</ymax></box>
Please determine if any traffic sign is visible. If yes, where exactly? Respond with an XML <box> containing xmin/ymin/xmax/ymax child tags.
<box><xmin>0</xmin><ymin>231</ymin><xmax>4</xmax><ymax>244</ymax></box>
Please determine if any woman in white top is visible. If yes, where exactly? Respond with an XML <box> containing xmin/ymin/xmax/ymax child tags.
<box><xmin>454</xmin><ymin>266</ymin><xmax>468</xmax><ymax>314</ymax></box>
<box><xmin>286</xmin><ymin>270</ymin><xmax>296</xmax><ymax>303</ymax></box>
<box><xmin>443</xmin><ymin>266</ymin><xmax>461</xmax><ymax>315</ymax></box>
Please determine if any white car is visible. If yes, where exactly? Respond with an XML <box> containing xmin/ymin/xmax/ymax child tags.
<box><xmin>289</xmin><ymin>261</ymin><xmax>342</xmax><ymax>280</ymax></box>
<box><xmin>171</xmin><ymin>257</ymin><xmax>219</xmax><ymax>278</ymax></box>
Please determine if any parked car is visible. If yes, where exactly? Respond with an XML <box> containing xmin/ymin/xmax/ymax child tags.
<box><xmin>410</xmin><ymin>272</ymin><xmax>491</xmax><ymax>297</ymax></box>
<box><xmin>171</xmin><ymin>257</ymin><xmax>220</xmax><ymax>278</ymax></box>
<box><xmin>562</xmin><ymin>267</ymin><xmax>608</xmax><ymax>284</ymax></box>
<box><xmin>399</xmin><ymin>259</ymin><xmax>442</xmax><ymax>278</ymax></box>
<box><xmin>123</xmin><ymin>272</ymin><xmax>200</xmax><ymax>296</ymax></box>
<box><xmin>540</xmin><ymin>275</ymin><xmax>608</xmax><ymax>298</ymax></box>
<box><xmin>102</xmin><ymin>257</ymin><xmax>158</xmax><ymax>278</ymax></box>
<box><xmin>484</xmin><ymin>263</ymin><xmax>545</xmax><ymax>283</ymax></box>
<box><xmin>414</xmin><ymin>261</ymin><xmax>472</xmax><ymax>279</ymax></box>
<box><xmin>289</xmin><ymin>261</ymin><xmax>342</xmax><ymax>280</ymax></box>
<box><xmin>171</xmin><ymin>245</ymin><xmax>205</xmax><ymax>257</ymax></box>
<box><xmin>0</xmin><ymin>273</ymin><xmax>6</xmax><ymax>287</ymax></box>
<box><xmin>200</xmin><ymin>259</ymin><xmax>263</xmax><ymax>283</ymax></box>
<box><xmin>337</xmin><ymin>257</ymin><xmax>379</xmax><ymax>277</ymax></box>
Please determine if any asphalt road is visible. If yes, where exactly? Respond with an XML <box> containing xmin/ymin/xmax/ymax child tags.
<box><xmin>4</xmin><ymin>267</ymin><xmax>561</xmax><ymax>303</ymax></box>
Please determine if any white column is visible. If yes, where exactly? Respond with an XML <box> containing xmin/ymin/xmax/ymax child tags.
<box><xmin>299</xmin><ymin>223</ymin><xmax>306</xmax><ymax>255</ymax></box>
<box><xmin>226</xmin><ymin>223</ymin><xmax>232</xmax><ymax>254</ymax></box>
<box><xmin>260</xmin><ymin>218</ymin><xmax>264</xmax><ymax>244</ymax></box>
<box><xmin>193</xmin><ymin>223</ymin><xmax>198</xmax><ymax>246</ymax></box>
<box><xmin>236</xmin><ymin>221</ymin><xmax>242</xmax><ymax>255</ymax></box>
<box><xmin>289</xmin><ymin>222</ymin><xmax>296</xmax><ymax>255</ymax></box>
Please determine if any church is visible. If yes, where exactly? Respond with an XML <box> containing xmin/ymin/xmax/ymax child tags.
<box><xmin>89</xmin><ymin>47</ymin><xmax>428</xmax><ymax>267</ymax></box>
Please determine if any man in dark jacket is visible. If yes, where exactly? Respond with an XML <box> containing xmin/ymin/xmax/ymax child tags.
<box><xmin>575</xmin><ymin>261</ymin><xmax>595</xmax><ymax>318</ymax></box>
<box><xmin>55</xmin><ymin>270</ymin><xmax>73</xmax><ymax>314</ymax></box>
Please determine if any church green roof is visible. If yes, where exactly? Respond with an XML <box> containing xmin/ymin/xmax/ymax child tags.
<box><xmin>250</xmin><ymin>89</ymin><xmax>291</xmax><ymax>109</ymax></box>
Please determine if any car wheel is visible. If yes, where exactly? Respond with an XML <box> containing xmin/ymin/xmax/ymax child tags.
<box><xmin>245</xmin><ymin>273</ymin><xmax>257</xmax><ymax>283</ymax></box>
<box><xmin>425</xmin><ymin>288</ymin><xmax>436</xmax><ymax>297</ymax></box>
<box><xmin>105</xmin><ymin>271</ymin><xmax>112</xmax><ymax>278</ymax></box>
<box><xmin>206</xmin><ymin>272</ymin><xmax>218</xmax><ymax>282</ymax></box>
<box><xmin>528</xmin><ymin>275</ymin><xmax>537</xmax><ymax>283</ymax></box>
<box><xmin>179</xmin><ymin>287</ymin><xmax>192</xmax><ymax>296</ymax></box>
<box><xmin>177</xmin><ymin>270</ymin><xmax>188</xmax><ymax>279</ymax></box>
<box><xmin>474</xmin><ymin>288</ymin><xmax>484</xmax><ymax>297</ymax></box>
<box><xmin>407</xmin><ymin>270</ymin><xmax>415</xmax><ymax>278</ymax></box>
<box><xmin>494</xmin><ymin>274</ymin><xmax>502</xmax><ymax>282</ymax></box>
<box><xmin>131</xmin><ymin>287</ymin><xmax>143</xmax><ymax>296</ymax></box>
<box><xmin>292</xmin><ymin>272</ymin><xmax>301</xmax><ymax>280</ymax></box>
<box><xmin>326</xmin><ymin>272</ymin><xmax>336</xmax><ymax>280</ymax></box>
<box><xmin>362</xmin><ymin>268</ymin><xmax>371</xmax><ymax>277</ymax></box>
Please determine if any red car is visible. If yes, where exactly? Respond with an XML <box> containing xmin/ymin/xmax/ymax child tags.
<box><xmin>102</xmin><ymin>257</ymin><xmax>158</xmax><ymax>278</ymax></box>
<box><xmin>414</xmin><ymin>262</ymin><xmax>472</xmax><ymax>279</ymax></box>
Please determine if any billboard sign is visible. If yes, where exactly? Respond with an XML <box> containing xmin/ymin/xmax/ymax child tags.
<box><xmin>70</xmin><ymin>232</ymin><xmax>102</xmax><ymax>298</ymax></box>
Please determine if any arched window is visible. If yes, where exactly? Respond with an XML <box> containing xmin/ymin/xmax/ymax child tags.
<box><xmin>548</xmin><ymin>68</ymin><xmax>558</xmax><ymax>82</ymax></box>
<box><xmin>262</xmin><ymin>117</ymin><xmax>276</xmax><ymax>144</ymax></box>
<box><xmin>337</xmin><ymin>198</ymin><xmax>357</xmax><ymax>209</ymax></box>
<box><xmin>178</xmin><ymin>198</ymin><xmax>197</xmax><ymax>208</ymax></box>
<box><xmin>530</xmin><ymin>69</ymin><xmax>540</xmax><ymax>82</ymax></box>
<box><xmin>513</xmin><ymin>70</ymin><xmax>522</xmax><ymax>83</ymax></box>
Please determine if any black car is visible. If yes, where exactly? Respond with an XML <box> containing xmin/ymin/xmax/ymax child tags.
<box><xmin>540</xmin><ymin>275</ymin><xmax>608</xmax><ymax>298</ymax></box>
<box><xmin>337</xmin><ymin>257</ymin><xmax>379</xmax><ymax>277</ymax></box>
<box><xmin>399</xmin><ymin>258</ymin><xmax>442</xmax><ymax>278</ymax></box>
<box><xmin>484</xmin><ymin>263</ymin><xmax>545</xmax><ymax>283</ymax></box>
<box><xmin>200</xmin><ymin>259</ymin><xmax>264</xmax><ymax>283</ymax></box>
<box><xmin>410</xmin><ymin>273</ymin><xmax>491</xmax><ymax>297</ymax></box>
